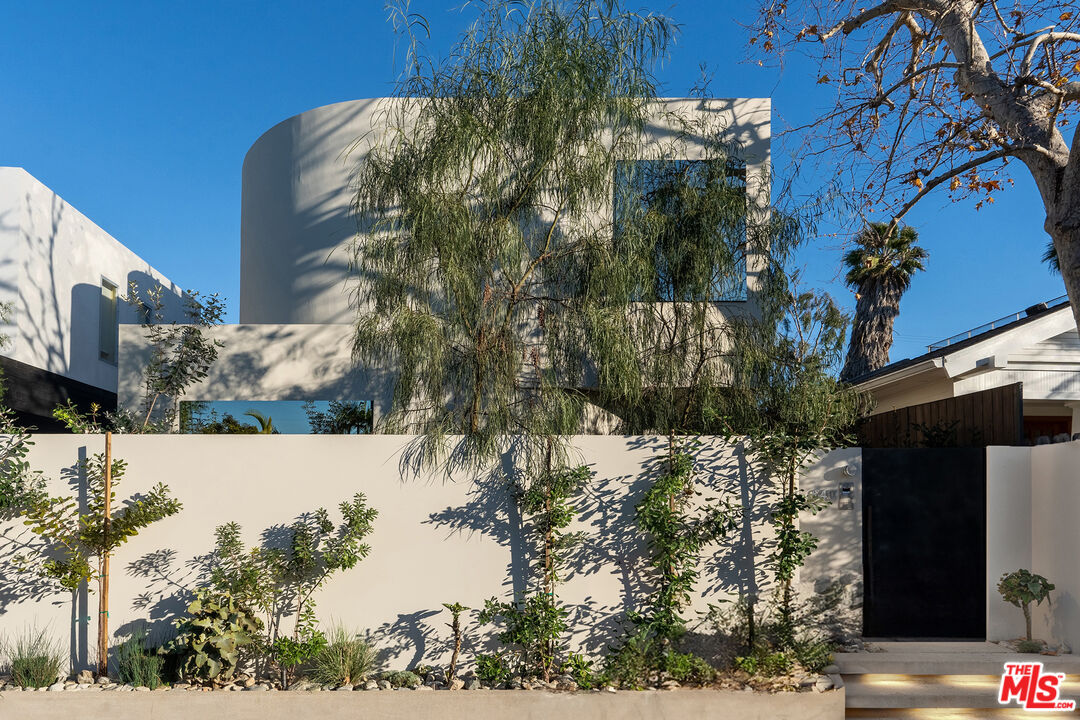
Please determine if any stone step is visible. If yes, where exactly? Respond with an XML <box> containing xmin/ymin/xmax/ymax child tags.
<box><xmin>835</xmin><ymin>651</ymin><xmax>1080</xmax><ymax>676</ymax></box>
<box><xmin>844</xmin><ymin>673</ymin><xmax>1080</xmax><ymax>709</ymax></box>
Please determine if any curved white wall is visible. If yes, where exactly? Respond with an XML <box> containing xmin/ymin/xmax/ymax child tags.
<box><xmin>241</xmin><ymin>99</ymin><xmax>385</xmax><ymax>324</ymax></box>
<box><xmin>240</xmin><ymin>97</ymin><xmax>772</xmax><ymax>325</ymax></box>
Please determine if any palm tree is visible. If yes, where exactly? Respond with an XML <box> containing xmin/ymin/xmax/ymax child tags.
<box><xmin>244</xmin><ymin>410</ymin><xmax>276</xmax><ymax>434</ymax></box>
<box><xmin>839</xmin><ymin>223</ymin><xmax>928</xmax><ymax>383</ymax></box>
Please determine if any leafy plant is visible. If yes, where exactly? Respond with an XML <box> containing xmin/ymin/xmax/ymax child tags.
<box><xmin>125</xmin><ymin>281</ymin><xmax>226</xmax><ymax>431</ymax></box>
<box><xmin>381</xmin><ymin>670</ymin><xmax>422</xmax><ymax>689</ymax></box>
<box><xmin>205</xmin><ymin>495</ymin><xmax>378</xmax><ymax>678</ymax></box>
<box><xmin>479</xmin><ymin>593</ymin><xmax>568</xmax><ymax>683</ymax></box>
<box><xmin>998</xmin><ymin>569</ymin><xmax>1055</xmax><ymax>642</ymax></box>
<box><xmin>734</xmin><ymin>650</ymin><xmax>792</xmax><ymax>677</ymax></box>
<box><xmin>272</xmin><ymin>628</ymin><xmax>326</xmax><ymax>687</ymax></box>
<box><xmin>2</xmin><ymin>626</ymin><xmax>65</xmax><ymax>688</ymax></box>
<box><xmin>562</xmin><ymin>652</ymin><xmax>597</xmax><ymax>689</ymax></box>
<box><xmin>0</xmin><ymin>405</ymin><xmax>47</xmax><ymax>515</ymax></box>
<box><xmin>442</xmin><ymin>602</ymin><xmax>469</xmax><ymax>682</ymax></box>
<box><xmin>475</xmin><ymin>653</ymin><xmax>511</xmax><ymax>687</ymax></box>
<box><xmin>312</xmin><ymin>626</ymin><xmax>377</xmax><ymax>687</ymax></box>
<box><xmin>603</xmin><ymin>629</ymin><xmax>656</xmax><ymax>689</ymax></box>
<box><xmin>663</xmin><ymin>651</ymin><xmax>715</xmax><ymax>684</ymax></box>
<box><xmin>607</xmin><ymin>444</ymin><xmax>737</xmax><ymax>686</ymax></box>
<box><xmin>634</xmin><ymin>445</ymin><xmax>739</xmax><ymax>647</ymax></box>
<box><xmin>162</xmin><ymin>590</ymin><xmax>260</xmax><ymax>683</ymax></box>
<box><xmin>116</xmin><ymin>629</ymin><xmax>165</xmax><ymax>689</ymax></box>
<box><xmin>791</xmin><ymin>637</ymin><xmax>834</xmax><ymax>674</ymax></box>
<box><xmin>14</xmin><ymin>451</ymin><xmax>181</xmax><ymax>677</ymax></box>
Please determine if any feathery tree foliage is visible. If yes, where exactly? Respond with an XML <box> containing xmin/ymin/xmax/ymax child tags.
<box><xmin>839</xmin><ymin>223</ymin><xmax>928</xmax><ymax>383</ymax></box>
<box><xmin>720</xmin><ymin>283</ymin><xmax>868</xmax><ymax>644</ymax></box>
<box><xmin>352</xmin><ymin>0</ymin><xmax>803</xmax><ymax>469</ymax></box>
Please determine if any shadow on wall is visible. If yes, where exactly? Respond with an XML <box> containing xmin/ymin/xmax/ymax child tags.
<box><xmin>0</xmin><ymin>447</ymin><xmax>92</xmax><ymax>670</ymax></box>
<box><xmin>421</xmin><ymin>435</ymin><xmax>775</xmax><ymax>661</ymax></box>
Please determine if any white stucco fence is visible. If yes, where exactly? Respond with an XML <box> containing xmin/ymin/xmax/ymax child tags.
<box><xmin>988</xmin><ymin>442</ymin><xmax>1080</xmax><ymax>647</ymax></box>
<box><xmin>0</xmin><ymin>434</ymin><xmax>857</xmax><ymax>673</ymax></box>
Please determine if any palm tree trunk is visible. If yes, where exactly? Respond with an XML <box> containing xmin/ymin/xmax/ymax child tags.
<box><xmin>840</xmin><ymin>279</ymin><xmax>902</xmax><ymax>383</ymax></box>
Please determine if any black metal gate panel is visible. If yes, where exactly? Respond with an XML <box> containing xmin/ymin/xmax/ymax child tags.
<box><xmin>862</xmin><ymin>447</ymin><xmax>986</xmax><ymax>639</ymax></box>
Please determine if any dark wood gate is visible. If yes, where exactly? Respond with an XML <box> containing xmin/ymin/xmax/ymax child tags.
<box><xmin>862</xmin><ymin>447</ymin><xmax>986</xmax><ymax>639</ymax></box>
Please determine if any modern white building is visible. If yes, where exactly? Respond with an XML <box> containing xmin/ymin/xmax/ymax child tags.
<box><xmin>853</xmin><ymin>296</ymin><xmax>1080</xmax><ymax>443</ymax></box>
<box><xmin>120</xmin><ymin>97</ymin><xmax>772</xmax><ymax>430</ymax></box>
<box><xmin>0</xmin><ymin>167</ymin><xmax>186</xmax><ymax>430</ymax></box>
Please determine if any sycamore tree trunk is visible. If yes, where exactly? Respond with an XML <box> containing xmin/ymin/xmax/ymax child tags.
<box><xmin>840</xmin><ymin>278</ymin><xmax>902</xmax><ymax>383</ymax></box>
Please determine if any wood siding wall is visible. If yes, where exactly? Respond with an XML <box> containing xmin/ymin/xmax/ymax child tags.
<box><xmin>859</xmin><ymin>383</ymin><xmax>1023</xmax><ymax>448</ymax></box>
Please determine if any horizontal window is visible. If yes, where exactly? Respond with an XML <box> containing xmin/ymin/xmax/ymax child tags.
<box><xmin>179</xmin><ymin>400</ymin><xmax>373</xmax><ymax>435</ymax></box>
<box><xmin>614</xmin><ymin>158</ymin><xmax>748</xmax><ymax>302</ymax></box>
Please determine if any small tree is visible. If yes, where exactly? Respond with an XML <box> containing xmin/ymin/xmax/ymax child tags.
<box><xmin>207</xmin><ymin>494</ymin><xmax>378</xmax><ymax>684</ymax></box>
<box><xmin>51</xmin><ymin>283</ymin><xmax>225</xmax><ymax>434</ymax></box>
<box><xmin>998</xmin><ymin>569</ymin><xmax>1055</xmax><ymax>642</ymax></box>
<box><xmin>720</xmin><ymin>283</ymin><xmax>867</xmax><ymax>647</ymax></box>
<box><xmin>480</xmin><ymin>463</ymin><xmax>592</xmax><ymax>682</ymax></box>
<box><xmin>16</xmin><ymin>446</ymin><xmax>182</xmax><ymax>676</ymax></box>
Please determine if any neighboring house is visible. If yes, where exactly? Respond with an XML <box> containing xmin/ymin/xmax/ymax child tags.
<box><xmin>0</xmin><ymin>167</ymin><xmax>186</xmax><ymax>430</ymax></box>
<box><xmin>120</xmin><ymin>97</ymin><xmax>771</xmax><ymax>431</ymax></box>
<box><xmin>852</xmin><ymin>296</ymin><xmax>1080</xmax><ymax>444</ymax></box>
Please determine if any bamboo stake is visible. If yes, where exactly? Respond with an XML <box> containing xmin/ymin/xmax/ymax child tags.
<box><xmin>98</xmin><ymin>431</ymin><xmax>112</xmax><ymax>679</ymax></box>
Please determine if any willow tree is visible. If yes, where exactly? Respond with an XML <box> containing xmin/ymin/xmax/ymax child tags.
<box><xmin>352</xmin><ymin>0</ymin><xmax>682</xmax><ymax>472</ymax></box>
<box><xmin>352</xmin><ymin>0</ymin><xmax>810</xmax><ymax>467</ymax></box>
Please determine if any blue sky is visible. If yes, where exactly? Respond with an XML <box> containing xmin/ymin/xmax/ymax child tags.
<box><xmin>1</xmin><ymin>1</ymin><xmax>1065</xmax><ymax>364</ymax></box>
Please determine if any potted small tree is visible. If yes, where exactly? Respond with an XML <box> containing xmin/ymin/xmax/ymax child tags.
<box><xmin>998</xmin><ymin>569</ymin><xmax>1055</xmax><ymax>653</ymax></box>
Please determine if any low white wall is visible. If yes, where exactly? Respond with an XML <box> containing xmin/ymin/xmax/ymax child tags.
<box><xmin>798</xmin><ymin>448</ymin><xmax>863</xmax><ymax>639</ymax></box>
<box><xmin>987</xmin><ymin>443</ymin><xmax>1080</xmax><ymax>648</ymax></box>
<box><xmin>986</xmin><ymin>447</ymin><xmax>1034</xmax><ymax>642</ymax></box>
<box><xmin>117</xmin><ymin>323</ymin><xmax>393</xmax><ymax>421</ymax></box>
<box><xmin>1030</xmin><ymin>442</ymin><xmax>1080</xmax><ymax>647</ymax></box>
<box><xmin>0</xmin><ymin>435</ymin><xmax>851</xmax><ymax>672</ymax></box>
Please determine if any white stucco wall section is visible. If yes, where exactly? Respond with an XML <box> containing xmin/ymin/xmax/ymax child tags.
<box><xmin>239</xmin><ymin>97</ymin><xmax>771</xmax><ymax>325</ymax></box>
<box><xmin>118</xmin><ymin>323</ymin><xmax>392</xmax><ymax>419</ymax></box>
<box><xmin>0</xmin><ymin>434</ymin><xmax>851</xmax><ymax>670</ymax></box>
<box><xmin>0</xmin><ymin>167</ymin><xmax>185</xmax><ymax>392</ymax></box>
<box><xmin>987</xmin><ymin>443</ymin><xmax>1080</xmax><ymax>648</ymax></box>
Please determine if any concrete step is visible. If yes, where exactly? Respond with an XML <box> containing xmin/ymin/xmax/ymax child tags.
<box><xmin>835</xmin><ymin>651</ymin><xmax>1080</xmax><ymax>676</ymax></box>
<box><xmin>846</xmin><ymin>710</ymin><xmax>1079</xmax><ymax>719</ymax></box>
<box><xmin>844</xmin><ymin>673</ymin><xmax>1080</xmax><ymax>709</ymax></box>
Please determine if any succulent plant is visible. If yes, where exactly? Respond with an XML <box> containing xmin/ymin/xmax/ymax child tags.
<box><xmin>162</xmin><ymin>590</ymin><xmax>260</xmax><ymax>682</ymax></box>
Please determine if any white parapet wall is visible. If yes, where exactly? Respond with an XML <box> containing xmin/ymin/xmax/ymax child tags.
<box><xmin>987</xmin><ymin>442</ymin><xmax>1080</xmax><ymax>648</ymax></box>
<box><xmin>0</xmin><ymin>434</ymin><xmax>854</xmax><ymax>671</ymax></box>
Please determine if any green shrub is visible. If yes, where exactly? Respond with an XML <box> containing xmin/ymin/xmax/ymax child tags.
<box><xmin>162</xmin><ymin>590</ymin><xmax>260</xmax><ymax>683</ymax></box>
<box><xmin>475</xmin><ymin>653</ymin><xmax>511</xmax><ymax>687</ymax></box>
<box><xmin>381</xmin><ymin>670</ymin><xmax>422</xmax><ymax>688</ymax></box>
<box><xmin>271</xmin><ymin>629</ymin><xmax>326</xmax><ymax>686</ymax></box>
<box><xmin>603</xmin><ymin>630</ymin><xmax>657</xmax><ymax>689</ymax></box>
<box><xmin>478</xmin><ymin>593</ymin><xmax>567</xmax><ymax>680</ymax></box>
<box><xmin>116</xmin><ymin>630</ymin><xmax>165</xmax><ymax>689</ymax></box>
<box><xmin>1017</xmin><ymin>639</ymin><xmax>1044</xmax><ymax>654</ymax></box>
<box><xmin>3</xmin><ymin>627</ymin><xmax>65</xmax><ymax>688</ymax></box>
<box><xmin>663</xmin><ymin>651</ymin><xmax>715</xmax><ymax>685</ymax></box>
<box><xmin>312</xmin><ymin>626</ymin><xmax>377</xmax><ymax>686</ymax></box>
<box><xmin>792</xmin><ymin>637</ymin><xmax>833</xmax><ymax>674</ymax></box>
<box><xmin>562</xmin><ymin>652</ymin><xmax>597</xmax><ymax>689</ymax></box>
<box><xmin>734</xmin><ymin>650</ymin><xmax>792</xmax><ymax>676</ymax></box>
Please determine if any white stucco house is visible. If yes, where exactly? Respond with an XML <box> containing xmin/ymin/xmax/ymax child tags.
<box><xmin>117</xmin><ymin>97</ymin><xmax>772</xmax><ymax>431</ymax></box>
<box><xmin>853</xmin><ymin>296</ymin><xmax>1080</xmax><ymax>443</ymax></box>
<box><xmin>0</xmin><ymin>167</ymin><xmax>186</xmax><ymax>430</ymax></box>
